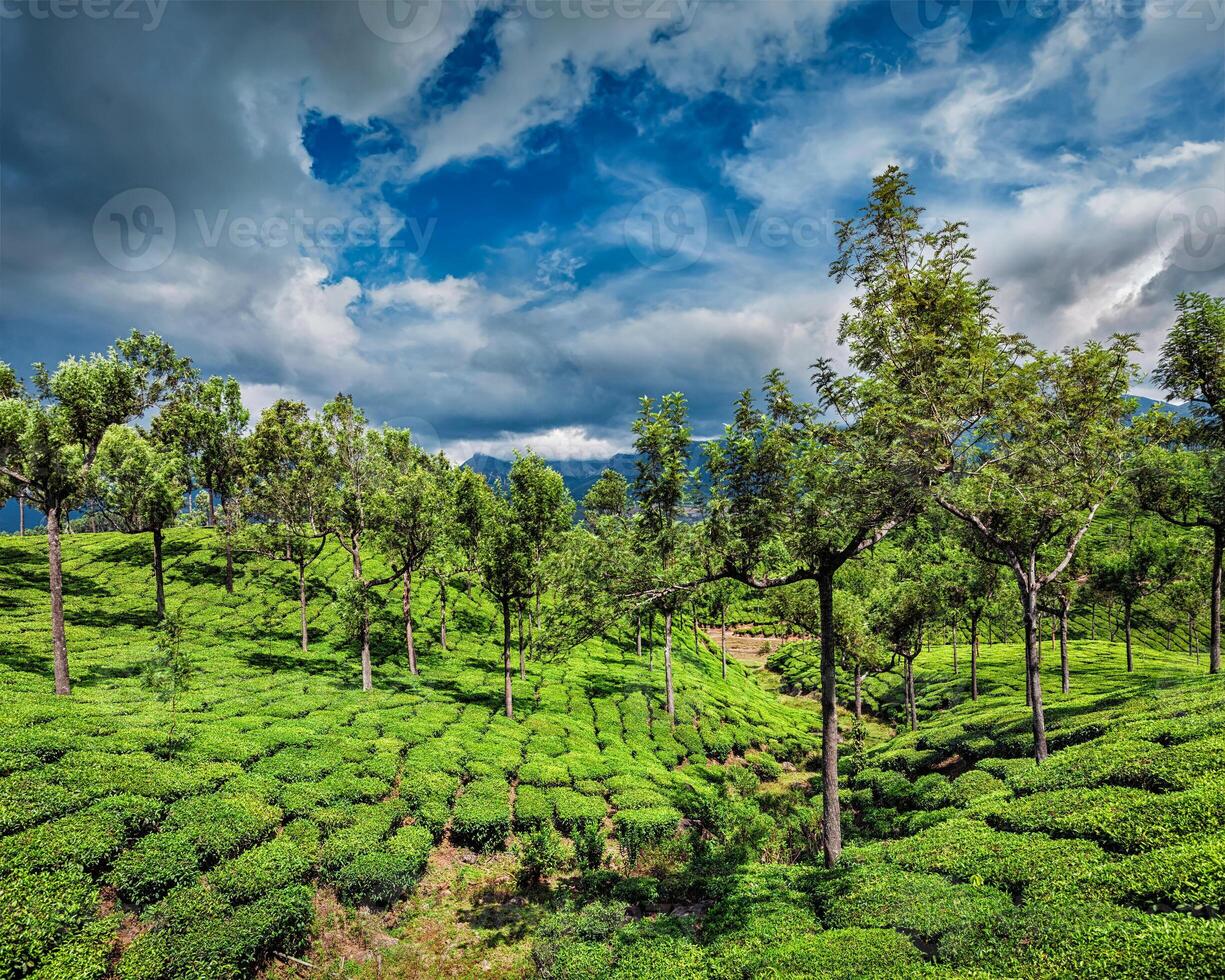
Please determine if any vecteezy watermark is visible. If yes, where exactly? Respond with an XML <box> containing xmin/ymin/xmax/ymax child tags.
<box><xmin>1156</xmin><ymin>187</ymin><xmax>1225</xmax><ymax>273</ymax></box>
<box><xmin>624</xmin><ymin>189</ymin><xmax>708</xmax><ymax>272</ymax></box>
<box><xmin>891</xmin><ymin>0</ymin><xmax>973</xmax><ymax>43</ymax></box>
<box><xmin>624</xmin><ymin>190</ymin><xmax>838</xmax><ymax>271</ymax></box>
<box><xmin>358</xmin><ymin>0</ymin><xmax>444</xmax><ymax>44</ymax></box>
<box><xmin>93</xmin><ymin>189</ymin><xmax>437</xmax><ymax>272</ymax></box>
<box><xmin>891</xmin><ymin>0</ymin><xmax>1225</xmax><ymax>41</ymax></box>
<box><xmin>0</xmin><ymin>0</ymin><xmax>168</xmax><ymax>31</ymax></box>
<box><xmin>358</xmin><ymin>0</ymin><xmax>701</xmax><ymax>43</ymax></box>
<box><xmin>93</xmin><ymin>188</ymin><xmax>176</xmax><ymax>272</ymax></box>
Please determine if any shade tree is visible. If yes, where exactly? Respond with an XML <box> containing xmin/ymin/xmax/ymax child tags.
<box><xmin>0</xmin><ymin>332</ymin><xmax>194</xmax><ymax>694</ymax></box>
<box><xmin>153</xmin><ymin>376</ymin><xmax>248</xmax><ymax>592</ymax></box>
<box><xmin>367</xmin><ymin>430</ymin><xmax>448</xmax><ymax>676</ymax></box>
<box><xmin>90</xmin><ymin>425</ymin><xmax>186</xmax><ymax>621</ymax></box>
<box><xmin>240</xmin><ymin>400</ymin><xmax>332</xmax><ymax>654</ymax></box>
<box><xmin>476</xmin><ymin>489</ymin><xmax>534</xmax><ymax>718</ymax></box>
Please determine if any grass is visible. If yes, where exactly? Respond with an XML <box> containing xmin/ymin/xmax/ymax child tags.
<box><xmin>2</xmin><ymin>528</ymin><xmax>1224</xmax><ymax>978</ymax></box>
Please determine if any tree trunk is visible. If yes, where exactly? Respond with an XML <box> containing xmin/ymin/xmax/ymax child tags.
<box><xmin>720</xmin><ymin>609</ymin><xmax>727</xmax><ymax>680</ymax></box>
<box><xmin>18</xmin><ymin>494</ymin><xmax>24</xmax><ymax>536</ymax></box>
<box><xmin>503</xmin><ymin>596</ymin><xmax>513</xmax><ymax>719</ymax></box>
<box><xmin>298</xmin><ymin>561</ymin><xmax>309</xmax><ymax>654</ymax></box>
<box><xmin>970</xmin><ymin>615</ymin><xmax>979</xmax><ymax>701</ymax></box>
<box><xmin>47</xmin><ymin>505</ymin><xmax>71</xmax><ymax>696</ymax></box>
<box><xmin>817</xmin><ymin>571</ymin><xmax>842</xmax><ymax>868</ymax></box>
<box><xmin>517</xmin><ymin>602</ymin><xmax>526</xmax><ymax>681</ymax></box>
<box><xmin>206</xmin><ymin>490</ymin><xmax>216</xmax><ymax>527</ymax></box>
<box><xmin>223</xmin><ymin>533</ymin><xmax>234</xmax><ymax>594</ymax></box>
<box><xmin>853</xmin><ymin>660</ymin><xmax>862</xmax><ymax>719</ymax></box>
<box><xmin>403</xmin><ymin>568</ymin><xmax>417</xmax><ymax>675</ymax></box>
<box><xmin>649</xmin><ymin>613</ymin><xmax>655</xmax><ymax>671</ymax></box>
<box><xmin>691</xmin><ymin>603</ymin><xmax>699</xmax><ymax>656</ymax></box>
<box><xmin>952</xmin><ymin>620</ymin><xmax>958</xmax><ymax>674</ymax></box>
<box><xmin>904</xmin><ymin>656</ymin><xmax>918</xmax><ymax>732</ymax></box>
<box><xmin>439</xmin><ymin>575</ymin><xmax>448</xmax><ymax>649</ymax></box>
<box><xmin>636</xmin><ymin>615</ymin><xmax>642</xmax><ymax>658</ymax></box>
<box><xmin>1090</xmin><ymin>601</ymin><xmax>1096</xmax><ymax>640</ymax></box>
<box><xmin>152</xmin><ymin>526</ymin><xmax>166</xmax><ymax>621</ymax></box>
<box><xmin>1060</xmin><ymin>601</ymin><xmax>1070</xmax><ymax>695</ymax></box>
<box><xmin>663</xmin><ymin>610</ymin><xmax>675</xmax><ymax>721</ymax></box>
<box><xmin>1021</xmin><ymin>585</ymin><xmax>1049</xmax><ymax>762</ymax></box>
<box><xmin>1124</xmin><ymin>599</ymin><xmax>1134</xmax><ymax>673</ymax></box>
<box><xmin>353</xmin><ymin>548</ymin><xmax>372</xmax><ymax>692</ymax></box>
<box><xmin>1211</xmin><ymin>527</ymin><xmax>1222</xmax><ymax>675</ymax></box>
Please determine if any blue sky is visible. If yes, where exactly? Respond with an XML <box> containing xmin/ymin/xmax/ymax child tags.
<box><xmin>1</xmin><ymin>0</ymin><xmax>1223</xmax><ymax>459</ymax></box>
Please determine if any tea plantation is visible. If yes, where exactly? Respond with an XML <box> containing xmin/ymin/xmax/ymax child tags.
<box><xmin>2</xmin><ymin>529</ymin><xmax>1224</xmax><ymax>978</ymax></box>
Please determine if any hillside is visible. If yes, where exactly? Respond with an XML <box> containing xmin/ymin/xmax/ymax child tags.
<box><xmin>0</xmin><ymin>529</ymin><xmax>821</xmax><ymax>978</ymax></box>
<box><xmin>2</xmin><ymin>531</ymin><xmax>1223</xmax><ymax>978</ymax></box>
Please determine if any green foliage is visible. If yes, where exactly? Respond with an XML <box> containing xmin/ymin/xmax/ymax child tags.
<box><xmin>614</xmin><ymin>807</ymin><xmax>682</xmax><ymax>864</ymax></box>
<box><xmin>0</xmin><ymin>867</ymin><xmax>99</xmax><ymax>978</ymax></box>
<box><xmin>451</xmin><ymin>778</ymin><xmax>511</xmax><ymax>852</ymax></box>
<box><xmin>515</xmin><ymin>826</ymin><xmax>567</xmax><ymax>886</ymax></box>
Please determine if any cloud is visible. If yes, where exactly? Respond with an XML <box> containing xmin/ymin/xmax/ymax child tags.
<box><xmin>1134</xmin><ymin>140</ymin><xmax>1224</xmax><ymax>175</ymax></box>
<box><xmin>446</xmin><ymin>424</ymin><xmax>631</xmax><ymax>462</ymax></box>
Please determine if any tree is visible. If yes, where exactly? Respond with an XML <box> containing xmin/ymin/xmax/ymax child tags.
<box><xmin>1038</xmin><ymin>549</ymin><xmax>1086</xmax><ymax>695</ymax></box>
<box><xmin>141</xmin><ymin>608</ymin><xmax>194</xmax><ymax>752</ymax></box>
<box><xmin>509</xmin><ymin>452</ymin><xmax>575</xmax><ymax>677</ymax></box>
<box><xmin>368</xmin><ymin>430</ymin><xmax>447</xmax><ymax>676</ymax></box>
<box><xmin>0</xmin><ymin>332</ymin><xmax>193</xmax><ymax>695</ymax></box>
<box><xmin>1091</xmin><ymin>511</ymin><xmax>1180</xmax><ymax>673</ymax></box>
<box><xmin>91</xmin><ymin>426</ymin><xmax>185</xmax><ymax>620</ymax></box>
<box><xmin>632</xmin><ymin>393</ymin><xmax>695</xmax><ymax>721</ymax></box>
<box><xmin>154</xmin><ymin>377</ymin><xmax>248</xmax><ymax>592</ymax></box>
<box><xmin>935</xmin><ymin>338</ymin><xmax>1139</xmax><ymax>759</ymax></box>
<box><xmin>241</xmin><ymin>400</ymin><xmax>332</xmax><ymax>654</ymax></box>
<box><xmin>1148</xmin><ymin>291</ymin><xmax>1224</xmax><ymax>673</ymax></box>
<box><xmin>319</xmin><ymin>394</ymin><xmax>382</xmax><ymax>692</ymax></box>
<box><xmin>477</xmin><ymin>490</ymin><xmax>534</xmax><ymax>719</ymax></box>
<box><xmin>961</xmin><ymin>551</ymin><xmax>1002</xmax><ymax>701</ymax></box>
<box><xmin>582</xmin><ymin>468</ymin><xmax>630</xmax><ymax>528</ymax></box>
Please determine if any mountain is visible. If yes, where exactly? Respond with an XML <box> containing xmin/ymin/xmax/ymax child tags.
<box><xmin>464</xmin><ymin>442</ymin><xmax>711</xmax><ymax>510</ymax></box>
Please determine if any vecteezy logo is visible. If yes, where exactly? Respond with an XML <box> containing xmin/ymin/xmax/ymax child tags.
<box><xmin>890</xmin><ymin>0</ymin><xmax>973</xmax><ymax>43</ymax></box>
<box><xmin>624</xmin><ymin>189</ymin><xmax>707</xmax><ymax>272</ymax></box>
<box><xmin>358</xmin><ymin>0</ymin><xmax>443</xmax><ymax>43</ymax></box>
<box><xmin>92</xmin><ymin>188</ymin><xmax>176</xmax><ymax>272</ymax></box>
<box><xmin>1156</xmin><ymin>187</ymin><xmax>1225</xmax><ymax>274</ymax></box>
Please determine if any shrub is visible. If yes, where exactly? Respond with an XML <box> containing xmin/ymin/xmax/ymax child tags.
<box><xmin>164</xmin><ymin>793</ymin><xmax>282</xmax><ymax>864</ymax></box>
<box><xmin>207</xmin><ymin>833</ymin><xmax>314</xmax><ymax>904</ymax></box>
<box><xmin>515</xmin><ymin>826</ymin><xmax>567</xmax><ymax>886</ymax></box>
<box><xmin>1007</xmin><ymin>738</ymin><xmax>1161</xmax><ymax>794</ymax></box>
<box><xmin>885</xmin><ymin>817</ymin><xmax>1107</xmax><ymax>896</ymax></box>
<box><xmin>519</xmin><ymin>758</ymin><xmax>571</xmax><ymax>787</ymax></box>
<box><xmin>387</xmin><ymin>824</ymin><xmax>434</xmax><ymax>876</ymax></box>
<box><xmin>614</xmin><ymin>807</ymin><xmax>682</xmax><ymax>864</ymax></box>
<box><xmin>451</xmin><ymin>778</ymin><xmax>511</xmax><ymax>852</ymax></box>
<box><xmin>109</xmin><ymin>832</ymin><xmax>201</xmax><ymax>905</ymax></box>
<box><xmin>333</xmin><ymin>852</ymin><xmax>419</xmax><ymax>905</ymax></box>
<box><xmin>1088</xmin><ymin>832</ymin><xmax>1225</xmax><ymax>913</ymax></box>
<box><xmin>550</xmin><ymin>788</ymin><xmax>606</xmax><ymax>835</ymax></box>
<box><xmin>573</xmin><ymin>822</ymin><xmax>606</xmax><ymax>871</ymax></box>
<box><xmin>812</xmin><ymin>864</ymin><xmax>1013</xmax><ymax>940</ymax></box>
<box><xmin>515</xmin><ymin>784</ymin><xmax>553</xmax><ymax>831</ymax></box>
<box><xmin>949</xmin><ymin>769</ymin><xmax>1006</xmax><ymax>806</ymax></box>
<box><xmin>0</xmin><ymin>793</ymin><xmax>161</xmax><ymax>873</ymax></box>
<box><xmin>744</xmin><ymin>751</ymin><xmax>783</xmax><ymax>781</ymax></box>
<box><xmin>0</xmin><ymin>867</ymin><xmax>99</xmax><ymax>978</ymax></box>
<box><xmin>27</xmin><ymin>913</ymin><xmax>120</xmax><ymax>980</ymax></box>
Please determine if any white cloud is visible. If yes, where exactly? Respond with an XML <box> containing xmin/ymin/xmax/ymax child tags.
<box><xmin>368</xmin><ymin>274</ymin><xmax>482</xmax><ymax>314</ymax></box>
<box><xmin>446</xmin><ymin>425</ymin><xmax>631</xmax><ymax>462</ymax></box>
<box><xmin>1134</xmin><ymin>140</ymin><xmax>1224</xmax><ymax>175</ymax></box>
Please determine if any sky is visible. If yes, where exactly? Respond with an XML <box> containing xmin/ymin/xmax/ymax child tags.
<box><xmin>1</xmin><ymin>0</ymin><xmax>1223</xmax><ymax>460</ymax></box>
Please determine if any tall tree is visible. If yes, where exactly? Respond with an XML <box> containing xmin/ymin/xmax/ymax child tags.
<box><xmin>935</xmin><ymin>338</ymin><xmax>1139</xmax><ymax>760</ymax></box>
<box><xmin>368</xmin><ymin>430</ymin><xmax>447</xmax><ymax>676</ymax></box>
<box><xmin>241</xmin><ymin>400</ymin><xmax>332</xmax><ymax>654</ymax></box>
<box><xmin>319</xmin><ymin>394</ymin><xmax>381</xmax><ymax>691</ymax></box>
<box><xmin>1091</xmin><ymin>511</ymin><xmax>1181</xmax><ymax>673</ymax></box>
<box><xmin>90</xmin><ymin>426</ymin><xmax>186</xmax><ymax>620</ymax></box>
<box><xmin>509</xmin><ymin>452</ymin><xmax>575</xmax><ymax>675</ymax></box>
<box><xmin>632</xmin><ymin>393</ymin><xmax>694</xmax><ymax>721</ymax></box>
<box><xmin>477</xmin><ymin>490</ymin><xmax>534</xmax><ymax>718</ymax></box>
<box><xmin>0</xmin><ymin>332</ymin><xmax>193</xmax><ymax>694</ymax></box>
<box><xmin>154</xmin><ymin>377</ymin><xmax>248</xmax><ymax>592</ymax></box>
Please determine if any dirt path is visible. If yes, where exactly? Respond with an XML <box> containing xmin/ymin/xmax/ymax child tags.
<box><xmin>703</xmin><ymin>625</ymin><xmax>798</xmax><ymax>668</ymax></box>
